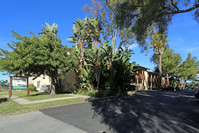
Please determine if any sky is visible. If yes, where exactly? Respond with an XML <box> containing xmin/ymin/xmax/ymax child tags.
<box><xmin>0</xmin><ymin>0</ymin><xmax>199</xmax><ymax>82</ymax></box>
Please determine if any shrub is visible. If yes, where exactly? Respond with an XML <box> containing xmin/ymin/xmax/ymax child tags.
<box><xmin>28</xmin><ymin>84</ymin><xmax>37</xmax><ymax>91</ymax></box>
<box><xmin>77</xmin><ymin>89</ymin><xmax>108</xmax><ymax>97</ymax></box>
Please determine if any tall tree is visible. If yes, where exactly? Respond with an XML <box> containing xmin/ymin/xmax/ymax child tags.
<box><xmin>152</xmin><ymin>48</ymin><xmax>182</xmax><ymax>89</ymax></box>
<box><xmin>82</xmin><ymin>1</ymin><xmax>137</xmax><ymax>92</ymax></box>
<box><xmin>0</xmin><ymin>23</ymin><xmax>72</xmax><ymax>95</ymax></box>
<box><xmin>82</xmin><ymin>0</ymin><xmax>136</xmax><ymax>55</ymax></box>
<box><xmin>150</xmin><ymin>32</ymin><xmax>169</xmax><ymax>89</ymax></box>
<box><xmin>67</xmin><ymin>16</ymin><xmax>102</xmax><ymax>67</ymax></box>
<box><xmin>108</xmin><ymin>0</ymin><xmax>199</xmax><ymax>49</ymax></box>
<box><xmin>177</xmin><ymin>53</ymin><xmax>199</xmax><ymax>88</ymax></box>
<box><xmin>67</xmin><ymin>16</ymin><xmax>104</xmax><ymax>92</ymax></box>
<box><xmin>151</xmin><ymin>48</ymin><xmax>182</xmax><ymax>78</ymax></box>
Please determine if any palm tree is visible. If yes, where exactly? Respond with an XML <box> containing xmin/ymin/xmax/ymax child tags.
<box><xmin>150</xmin><ymin>32</ymin><xmax>168</xmax><ymax>89</ymax></box>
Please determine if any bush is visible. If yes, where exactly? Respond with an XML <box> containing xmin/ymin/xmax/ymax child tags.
<box><xmin>77</xmin><ymin>90</ymin><xmax>98</xmax><ymax>97</ymax></box>
<box><xmin>28</xmin><ymin>84</ymin><xmax>37</xmax><ymax>91</ymax></box>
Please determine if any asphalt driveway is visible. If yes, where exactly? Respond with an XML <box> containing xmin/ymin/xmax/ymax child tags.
<box><xmin>41</xmin><ymin>91</ymin><xmax>199</xmax><ymax>133</ymax></box>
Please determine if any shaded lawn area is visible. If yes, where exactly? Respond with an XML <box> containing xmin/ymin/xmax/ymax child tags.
<box><xmin>0</xmin><ymin>95</ymin><xmax>86</xmax><ymax>116</ymax></box>
<box><xmin>0</xmin><ymin>91</ymin><xmax>73</xmax><ymax>101</ymax></box>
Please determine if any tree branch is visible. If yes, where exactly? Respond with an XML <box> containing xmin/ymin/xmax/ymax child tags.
<box><xmin>170</xmin><ymin>0</ymin><xmax>179</xmax><ymax>11</ymax></box>
<box><xmin>166</xmin><ymin>4</ymin><xmax>199</xmax><ymax>15</ymax></box>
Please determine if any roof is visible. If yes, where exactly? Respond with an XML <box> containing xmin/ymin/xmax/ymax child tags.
<box><xmin>134</xmin><ymin>66</ymin><xmax>150</xmax><ymax>70</ymax></box>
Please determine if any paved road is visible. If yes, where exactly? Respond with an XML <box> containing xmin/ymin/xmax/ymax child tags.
<box><xmin>41</xmin><ymin>91</ymin><xmax>199</xmax><ymax>133</ymax></box>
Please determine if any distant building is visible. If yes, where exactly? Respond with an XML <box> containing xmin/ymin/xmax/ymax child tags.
<box><xmin>132</xmin><ymin>66</ymin><xmax>168</xmax><ymax>90</ymax></box>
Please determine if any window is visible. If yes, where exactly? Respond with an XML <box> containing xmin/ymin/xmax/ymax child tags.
<box><xmin>37</xmin><ymin>81</ymin><xmax>40</xmax><ymax>88</ymax></box>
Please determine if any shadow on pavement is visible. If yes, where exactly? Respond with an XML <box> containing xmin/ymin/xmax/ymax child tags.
<box><xmin>90</xmin><ymin>91</ymin><xmax>199</xmax><ymax>133</ymax></box>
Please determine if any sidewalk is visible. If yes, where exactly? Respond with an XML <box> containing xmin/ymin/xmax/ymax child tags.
<box><xmin>3</xmin><ymin>94</ymin><xmax>89</xmax><ymax>105</ymax></box>
<box><xmin>0</xmin><ymin>111</ymin><xmax>88</xmax><ymax>133</ymax></box>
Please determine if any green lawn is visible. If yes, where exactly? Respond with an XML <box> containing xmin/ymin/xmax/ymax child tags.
<box><xmin>0</xmin><ymin>91</ymin><xmax>86</xmax><ymax>116</ymax></box>
<box><xmin>0</xmin><ymin>91</ymin><xmax>73</xmax><ymax>101</ymax></box>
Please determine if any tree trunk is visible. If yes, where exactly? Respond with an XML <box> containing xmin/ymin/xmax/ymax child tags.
<box><xmin>183</xmin><ymin>80</ymin><xmax>187</xmax><ymax>90</ymax></box>
<box><xmin>50</xmin><ymin>69</ymin><xmax>58</xmax><ymax>95</ymax></box>
<box><xmin>158</xmin><ymin>54</ymin><xmax>162</xmax><ymax>90</ymax></box>
<box><xmin>50</xmin><ymin>77</ymin><xmax>56</xmax><ymax>95</ymax></box>
<box><xmin>110</xmin><ymin>29</ymin><xmax>117</xmax><ymax>91</ymax></box>
<box><xmin>111</xmin><ymin>29</ymin><xmax>117</xmax><ymax>55</ymax></box>
<box><xmin>96</xmin><ymin>69</ymin><xmax>100</xmax><ymax>90</ymax></box>
<box><xmin>166</xmin><ymin>73</ymin><xmax>169</xmax><ymax>88</ymax></box>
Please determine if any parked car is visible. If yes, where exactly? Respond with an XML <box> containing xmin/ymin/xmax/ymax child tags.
<box><xmin>195</xmin><ymin>88</ymin><xmax>199</xmax><ymax>99</ymax></box>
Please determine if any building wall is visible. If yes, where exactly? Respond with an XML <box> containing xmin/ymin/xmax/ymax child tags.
<box><xmin>144</xmin><ymin>71</ymin><xmax>149</xmax><ymax>90</ymax></box>
<box><xmin>28</xmin><ymin>77</ymin><xmax>34</xmax><ymax>84</ymax></box>
<box><xmin>29</xmin><ymin>75</ymin><xmax>51</xmax><ymax>91</ymax></box>
<box><xmin>133</xmin><ymin>66</ymin><xmax>167</xmax><ymax>90</ymax></box>
<box><xmin>28</xmin><ymin>70</ymin><xmax>78</xmax><ymax>92</ymax></box>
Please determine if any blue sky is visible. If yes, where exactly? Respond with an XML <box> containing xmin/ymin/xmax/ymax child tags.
<box><xmin>0</xmin><ymin>0</ymin><xmax>199</xmax><ymax>82</ymax></box>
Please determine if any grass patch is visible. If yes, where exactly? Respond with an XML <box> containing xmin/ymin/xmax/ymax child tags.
<box><xmin>0</xmin><ymin>96</ymin><xmax>86</xmax><ymax>116</ymax></box>
<box><xmin>0</xmin><ymin>91</ymin><xmax>72</xmax><ymax>101</ymax></box>
<box><xmin>0</xmin><ymin>91</ymin><xmax>86</xmax><ymax>116</ymax></box>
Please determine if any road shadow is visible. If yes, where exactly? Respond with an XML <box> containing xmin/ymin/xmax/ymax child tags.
<box><xmin>90</xmin><ymin>91</ymin><xmax>199</xmax><ymax>133</ymax></box>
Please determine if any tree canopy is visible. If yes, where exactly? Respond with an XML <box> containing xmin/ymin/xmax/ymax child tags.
<box><xmin>152</xmin><ymin>49</ymin><xmax>199</xmax><ymax>83</ymax></box>
<box><xmin>82</xmin><ymin>0</ymin><xmax>136</xmax><ymax>54</ymax></box>
<box><xmin>68</xmin><ymin>16</ymin><xmax>137</xmax><ymax>96</ymax></box>
<box><xmin>0</xmin><ymin>23</ymin><xmax>72</xmax><ymax>94</ymax></box>
<box><xmin>151</xmin><ymin>48</ymin><xmax>182</xmax><ymax>77</ymax></box>
<box><xmin>177</xmin><ymin>53</ymin><xmax>199</xmax><ymax>81</ymax></box>
<box><xmin>108</xmin><ymin>0</ymin><xmax>199</xmax><ymax>48</ymax></box>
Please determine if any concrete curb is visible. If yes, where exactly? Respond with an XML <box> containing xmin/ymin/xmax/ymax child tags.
<box><xmin>82</xmin><ymin>91</ymin><xmax>136</xmax><ymax>102</ymax></box>
<box><xmin>87</xmin><ymin>95</ymin><xmax>120</xmax><ymax>102</ymax></box>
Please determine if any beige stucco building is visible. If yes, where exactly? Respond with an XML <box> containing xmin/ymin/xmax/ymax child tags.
<box><xmin>133</xmin><ymin>66</ymin><xmax>168</xmax><ymax>90</ymax></box>
<box><xmin>29</xmin><ymin>70</ymin><xmax>77</xmax><ymax>92</ymax></box>
<box><xmin>29</xmin><ymin>75</ymin><xmax>51</xmax><ymax>91</ymax></box>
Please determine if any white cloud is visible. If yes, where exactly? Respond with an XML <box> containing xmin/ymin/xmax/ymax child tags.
<box><xmin>129</xmin><ymin>44</ymin><xmax>138</xmax><ymax>49</ymax></box>
<box><xmin>121</xmin><ymin>43</ymin><xmax>138</xmax><ymax>50</ymax></box>
<box><xmin>187</xmin><ymin>46</ymin><xmax>199</xmax><ymax>52</ymax></box>
<box><xmin>186</xmin><ymin>41</ymin><xmax>199</xmax><ymax>52</ymax></box>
